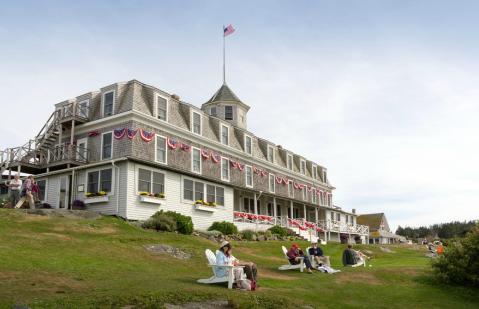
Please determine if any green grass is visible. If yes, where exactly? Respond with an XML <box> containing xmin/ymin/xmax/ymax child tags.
<box><xmin>0</xmin><ymin>209</ymin><xmax>477</xmax><ymax>308</ymax></box>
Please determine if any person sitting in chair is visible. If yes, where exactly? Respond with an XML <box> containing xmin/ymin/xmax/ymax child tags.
<box><xmin>215</xmin><ymin>241</ymin><xmax>245</xmax><ymax>283</ymax></box>
<box><xmin>287</xmin><ymin>244</ymin><xmax>313</xmax><ymax>273</ymax></box>
<box><xmin>308</xmin><ymin>241</ymin><xmax>331</xmax><ymax>267</ymax></box>
<box><xmin>342</xmin><ymin>244</ymin><xmax>359</xmax><ymax>266</ymax></box>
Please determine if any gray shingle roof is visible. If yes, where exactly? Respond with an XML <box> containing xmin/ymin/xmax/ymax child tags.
<box><xmin>206</xmin><ymin>83</ymin><xmax>243</xmax><ymax>104</ymax></box>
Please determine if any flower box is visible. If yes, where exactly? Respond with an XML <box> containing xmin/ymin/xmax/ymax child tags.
<box><xmin>139</xmin><ymin>195</ymin><xmax>163</xmax><ymax>205</ymax></box>
<box><xmin>84</xmin><ymin>196</ymin><xmax>109</xmax><ymax>204</ymax></box>
<box><xmin>194</xmin><ymin>204</ymin><xmax>217</xmax><ymax>212</ymax></box>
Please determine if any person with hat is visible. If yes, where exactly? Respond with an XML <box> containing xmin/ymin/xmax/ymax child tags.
<box><xmin>215</xmin><ymin>241</ymin><xmax>246</xmax><ymax>285</ymax></box>
<box><xmin>308</xmin><ymin>241</ymin><xmax>331</xmax><ymax>267</ymax></box>
<box><xmin>216</xmin><ymin>241</ymin><xmax>258</xmax><ymax>287</ymax></box>
<box><xmin>287</xmin><ymin>244</ymin><xmax>313</xmax><ymax>273</ymax></box>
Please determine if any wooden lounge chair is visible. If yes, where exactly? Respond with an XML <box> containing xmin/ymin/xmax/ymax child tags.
<box><xmin>278</xmin><ymin>246</ymin><xmax>304</xmax><ymax>272</ymax></box>
<box><xmin>197</xmin><ymin>249</ymin><xmax>245</xmax><ymax>289</ymax></box>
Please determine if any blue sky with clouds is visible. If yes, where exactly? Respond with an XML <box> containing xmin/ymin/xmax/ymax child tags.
<box><xmin>1</xmin><ymin>1</ymin><xmax>478</xmax><ymax>230</ymax></box>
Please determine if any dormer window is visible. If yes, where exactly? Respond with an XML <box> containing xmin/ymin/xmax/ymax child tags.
<box><xmin>156</xmin><ymin>95</ymin><xmax>168</xmax><ymax>121</ymax></box>
<box><xmin>225</xmin><ymin>106</ymin><xmax>233</xmax><ymax>120</ymax></box>
<box><xmin>323</xmin><ymin>170</ymin><xmax>327</xmax><ymax>182</ymax></box>
<box><xmin>312</xmin><ymin>165</ymin><xmax>318</xmax><ymax>180</ymax></box>
<box><xmin>244</xmin><ymin>135</ymin><xmax>252</xmax><ymax>155</ymax></box>
<box><xmin>287</xmin><ymin>154</ymin><xmax>293</xmax><ymax>171</ymax></box>
<box><xmin>300</xmin><ymin>159</ymin><xmax>306</xmax><ymax>175</ymax></box>
<box><xmin>221</xmin><ymin>124</ymin><xmax>229</xmax><ymax>145</ymax></box>
<box><xmin>267</xmin><ymin>145</ymin><xmax>274</xmax><ymax>163</ymax></box>
<box><xmin>192</xmin><ymin>111</ymin><xmax>202</xmax><ymax>135</ymax></box>
<box><xmin>210</xmin><ymin>107</ymin><xmax>217</xmax><ymax>117</ymax></box>
<box><xmin>102</xmin><ymin>91</ymin><xmax>115</xmax><ymax>117</ymax></box>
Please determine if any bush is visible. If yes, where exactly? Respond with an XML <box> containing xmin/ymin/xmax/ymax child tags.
<box><xmin>268</xmin><ymin>225</ymin><xmax>289</xmax><ymax>237</ymax></box>
<box><xmin>142</xmin><ymin>213</ymin><xmax>177</xmax><ymax>232</ymax></box>
<box><xmin>241</xmin><ymin>230</ymin><xmax>257</xmax><ymax>241</ymax></box>
<box><xmin>432</xmin><ymin>224</ymin><xmax>479</xmax><ymax>287</ymax></box>
<box><xmin>208</xmin><ymin>221</ymin><xmax>238</xmax><ymax>235</ymax></box>
<box><xmin>72</xmin><ymin>200</ymin><xmax>86</xmax><ymax>210</ymax></box>
<box><xmin>201</xmin><ymin>230</ymin><xmax>223</xmax><ymax>237</ymax></box>
<box><xmin>163</xmin><ymin>211</ymin><xmax>194</xmax><ymax>235</ymax></box>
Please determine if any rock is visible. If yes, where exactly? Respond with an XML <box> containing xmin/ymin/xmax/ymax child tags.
<box><xmin>208</xmin><ymin>236</ymin><xmax>217</xmax><ymax>242</ymax></box>
<box><xmin>164</xmin><ymin>300</ymin><xmax>232</xmax><ymax>309</ymax></box>
<box><xmin>144</xmin><ymin>244</ymin><xmax>191</xmax><ymax>260</ymax></box>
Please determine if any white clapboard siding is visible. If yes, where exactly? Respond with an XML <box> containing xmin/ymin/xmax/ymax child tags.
<box><xmin>126</xmin><ymin>162</ymin><xmax>234</xmax><ymax>230</ymax></box>
<box><xmin>45</xmin><ymin>175</ymin><xmax>60</xmax><ymax>208</ymax></box>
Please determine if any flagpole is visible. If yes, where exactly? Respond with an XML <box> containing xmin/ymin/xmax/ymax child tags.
<box><xmin>223</xmin><ymin>25</ymin><xmax>226</xmax><ymax>84</ymax></box>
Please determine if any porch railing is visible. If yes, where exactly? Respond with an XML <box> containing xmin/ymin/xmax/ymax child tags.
<box><xmin>60</xmin><ymin>102</ymin><xmax>90</xmax><ymax>120</ymax></box>
<box><xmin>47</xmin><ymin>144</ymin><xmax>89</xmax><ymax>164</ymax></box>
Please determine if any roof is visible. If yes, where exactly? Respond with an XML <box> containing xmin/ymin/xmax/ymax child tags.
<box><xmin>202</xmin><ymin>83</ymin><xmax>250</xmax><ymax>110</ymax></box>
<box><xmin>356</xmin><ymin>213</ymin><xmax>385</xmax><ymax>230</ymax></box>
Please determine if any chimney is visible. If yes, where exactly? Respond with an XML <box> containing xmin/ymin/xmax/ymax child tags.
<box><xmin>352</xmin><ymin>209</ymin><xmax>356</xmax><ymax>214</ymax></box>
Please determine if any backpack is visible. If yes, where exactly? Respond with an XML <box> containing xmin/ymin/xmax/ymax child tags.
<box><xmin>237</xmin><ymin>278</ymin><xmax>252</xmax><ymax>291</ymax></box>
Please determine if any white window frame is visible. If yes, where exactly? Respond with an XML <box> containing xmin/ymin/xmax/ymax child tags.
<box><xmin>76</xmin><ymin>137</ymin><xmax>88</xmax><ymax>161</ymax></box>
<box><xmin>136</xmin><ymin>166</ymin><xmax>166</xmax><ymax>195</ymax></box>
<box><xmin>312</xmin><ymin>189</ymin><xmax>317</xmax><ymax>204</ymax></box>
<box><xmin>154</xmin><ymin>134</ymin><xmax>167</xmax><ymax>164</ymax></box>
<box><xmin>100</xmin><ymin>131</ymin><xmax>113</xmax><ymax>160</ymax></box>
<box><xmin>155</xmin><ymin>93</ymin><xmax>169</xmax><ymax>121</ymax></box>
<box><xmin>191</xmin><ymin>110</ymin><xmax>202</xmax><ymax>135</ymax></box>
<box><xmin>220</xmin><ymin>124</ymin><xmax>229</xmax><ymax>146</ymax></box>
<box><xmin>245</xmin><ymin>165</ymin><xmax>253</xmax><ymax>188</ymax></box>
<box><xmin>210</xmin><ymin>106</ymin><xmax>217</xmax><ymax>117</ymax></box>
<box><xmin>101</xmin><ymin>90</ymin><xmax>116</xmax><ymax>118</ymax></box>
<box><xmin>85</xmin><ymin>167</ymin><xmax>115</xmax><ymax>195</ymax></box>
<box><xmin>288</xmin><ymin>180</ymin><xmax>294</xmax><ymax>198</ymax></box>
<box><xmin>181</xmin><ymin>176</ymin><xmax>226</xmax><ymax>207</ymax></box>
<box><xmin>36</xmin><ymin>178</ymin><xmax>48</xmax><ymax>203</ymax></box>
<box><xmin>323</xmin><ymin>170</ymin><xmax>327</xmax><ymax>183</ymax></box>
<box><xmin>224</xmin><ymin>105</ymin><xmax>233</xmax><ymax>120</ymax></box>
<box><xmin>269</xmin><ymin>173</ymin><xmax>275</xmax><ymax>193</ymax></box>
<box><xmin>300</xmin><ymin>159</ymin><xmax>306</xmax><ymax>175</ymax></box>
<box><xmin>244</xmin><ymin>134</ymin><xmax>252</xmax><ymax>156</ymax></box>
<box><xmin>267</xmin><ymin>145</ymin><xmax>275</xmax><ymax>163</ymax></box>
<box><xmin>221</xmin><ymin>157</ymin><xmax>230</xmax><ymax>182</ymax></box>
<box><xmin>312</xmin><ymin>165</ymin><xmax>318</xmax><ymax>180</ymax></box>
<box><xmin>287</xmin><ymin>153</ymin><xmax>293</xmax><ymax>171</ymax></box>
<box><xmin>191</xmin><ymin>147</ymin><xmax>202</xmax><ymax>174</ymax></box>
<box><xmin>302</xmin><ymin>188</ymin><xmax>307</xmax><ymax>201</ymax></box>
<box><xmin>77</xmin><ymin>99</ymin><xmax>90</xmax><ymax>118</ymax></box>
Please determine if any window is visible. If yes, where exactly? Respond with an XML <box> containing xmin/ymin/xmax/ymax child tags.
<box><xmin>244</xmin><ymin>135</ymin><xmax>252</xmax><ymax>155</ymax></box>
<box><xmin>269</xmin><ymin>174</ymin><xmax>275</xmax><ymax>193</ymax></box>
<box><xmin>330</xmin><ymin>212</ymin><xmax>334</xmax><ymax>221</ymax></box>
<box><xmin>191</xmin><ymin>148</ymin><xmax>201</xmax><ymax>174</ymax></box>
<box><xmin>101</xmin><ymin>132</ymin><xmax>113</xmax><ymax>160</ymax></box>
<box><xmin>87</xmin><ymin>168</ymin><xmax>112</xmax><ymax>194</ymax></box>
<box><xmin>155</xmin><ymin>135</ymin><xmax>167</xmax><ymax>164</ymax></box>
<box><xmin>300</xmin><ymin>159</ymin><xmax>306</xmax><ymax>175</ymax></box>
<box><xmin>225</xmin><ymin>105</ymin><xmax>233</xmax><ymax>120</ymax></box>
<box><xmin>221</xmin><ymin>124</ymin><xmax>229</xmax><ymax>145</ymax></box>
<box><xmin>323</xmin><ymin>171</ymin><xmax>327</xmax><ymax>182</ymax></box>
<box><xmin>192</xmin><ymin>111</ymin><xmax>201</xmax><ymax>135</ymax></box>
<box><xmin>312</xmin><ymin>189</ymin><xmax>317</xmax><ymax>204</ymax></box>
<box><xmin>78</xmin><ymin>99</ymin><xmax>89</xmax><ymax>118</ymax></box>
<box><xmin>183</xmin><ymin>179</ymin><xmax>193</xmax><ymax>200</ymax></box>
<box><xmin>337</xmin><ymin>213</ymin><xmax>341</xmax><ymax>221</ymax></box>
<box><xmin>346</xmin><ymin>215</ymin><xmax>349</xmax><ymax>224</ymax></box>
<box><xmin>102</xmin><ymin>91</ymin><xmax>114</xmax><ymax>117</ymax></box>
<box><xmin>156</xmin><ymin>95</ymin><xmax>168</xmax><ymax>121</ymax></box>
<box><xmin>245</xmin><ymin>165</ymin><xmax>253</xmax><ymax>188</ymax></box>
<box><xmin>221</xmin><ymin>157</ymin><xmax>230</xmax><ymax>181</ymax></box>
<box><xmin>312</xmin><ymin>165</ymin><xmax>317</xmax><ymax>180</ymax></box>
<box><xmin>76</xmin><ymin>138</ymin><xmax>88</xmax><ymax>161</ymax></box>
<box><xmin>194</xmin><ymin>181</ymin><xmax>204</xmax><ymax>201</ymax></box>
<box><xmin>267</xmin><ymin>202</ymin><xmax>274</xmax><ymax>216</ymax></box>
<box><xmin>288</xmin><ymin>181</ymin><xmax>294</xmax><ymax>198</ymax></box>
<box><xmin>302</xmin><ymin>189</ymin><xmax>307</xmax><ymax>201</ymax></box>
<box><xmin>210</xmin><ymin>107</ymin><xmax>217</xmax><ymax>116</ymax></box>
<box><xmin>287</xmin><ymin>154</ymin><xmax>293</xmax><ymax>171</ymax></box>
<box><xmin>267</xmin><ymin>145</ymin><xmax>274</xmax><ymax>163</ymax></box>
<box><xmin>183</xmin><ymin>178</ymin><xmax>224</xmax><ymax>206</ymax></box>
<box><xmin>243</xmin><ymin>197</ymin><xmax>255</xmax><ymax>213</ymax></box>
<box><xmin>138</xmin><ymin>168</ymin><xmax>165</xmax><ymax>193</ymax></box>
<box><xmin>37</xmin><ymin>179</ymin><xmax>47</xmax><ymax>201</ymax></box>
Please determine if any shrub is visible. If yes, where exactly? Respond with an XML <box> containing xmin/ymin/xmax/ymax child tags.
<box><xmin>72</xmin><ymin>200</ymin><xmax>86</xmax><ymax>210</ymax></box>
<box><xmin>208</xmin><ymin>221</ymin><xmax>238</xmax><ymax>235</ymax></box>
<box><xmin>201</xmin><ymin>230</ymin><xmax>223</xmax><ymax>237</ymax></box>
<box><xmin>241</xmin><ymin>230</ymin><xmax>257</xmax><ymax>241</ymax></box>
<box><xmin>432</xmin><ymin>224</ymin><xmax>479</xmax><ymax>287</ymax></box>
<box><xmin>41</xmin><ymin>203</ymin><xmax>52</xmax><ymax>209</ymax></box>
<box><xmin>142</xmin><ymin>213</ymin><xmax>177</xmax><ymax>232</ymax></box>
<box><xmin>268</xmin><ymin>225</ymin><xmax>289</xmax><ymax>237</ymax></box>
<box><xmin>163</xmin><ymin>211</ymin><xmax>194</xmax><ymax>235</ymax></box>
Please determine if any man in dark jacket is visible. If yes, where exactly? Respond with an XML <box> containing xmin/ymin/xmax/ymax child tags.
<box><xmin>287</xmin><ymin>244</ymin><xmax>313</xmax><ymax>273</ymax></box>
<box><xmin>342</xmin><ymin>244</ymin><xmax>358</xmax><ymax>266</ymax></box>
<box><xmin>308</xmin><ymin>242</ymin><xmax>331</xmax><ymax>266</ymax></box>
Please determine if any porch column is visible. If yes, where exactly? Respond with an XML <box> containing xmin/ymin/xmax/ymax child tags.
<box><xmin>290</xmin><ymin>200</ymin><xmax>293</xmax><ymax>219</ymax></box>
<box><xmin>70</xmin><ymin>120</ymin><xmax>75</xmax><ymax>144</ymax></box>
<box><xmin>253</xmin><ymin>193</ymin><xmax>258</xmax><ymax>215</ymax></box>
<box><xmin>315</xmin><ymin>207</ymin><xmax>318</xmax><ymax>223</ymax></box>
<box><xmin>303</xmin><ymin>204</ymin><xmax>307</xmax><ymax>221</ymax></box>
<box><xmin>273</xmin><ymin>197</ymin><xmax>277</xmax><ymax>224</ymax></box>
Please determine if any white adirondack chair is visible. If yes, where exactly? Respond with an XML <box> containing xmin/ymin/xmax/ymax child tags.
<box><xmin>197</xmin><ymin>249</ymin><xmax>245</xmax><ymax>289</ymax></box>
<box><xmin>278</xmin><ymin>246</ymin><xmax>304</xmax><ymax>272</ymax></box>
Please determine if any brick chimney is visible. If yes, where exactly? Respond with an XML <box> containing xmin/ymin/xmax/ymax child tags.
<box><xmin>352</xmin><ymin>209</ymin><xmax>356</xmax><ymax>214</ymax></box>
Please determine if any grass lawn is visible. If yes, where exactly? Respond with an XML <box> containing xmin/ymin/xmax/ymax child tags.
<box><xmin>0</xmin><ymin>209</ymin><xmax>478</xmax><ymax>309</ymax></box>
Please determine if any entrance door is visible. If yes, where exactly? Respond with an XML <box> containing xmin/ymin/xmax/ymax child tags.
<box><xmin>76</xmin><ymin>138</ymin><xmax>88</xmax><ymax>161</ymax></box>
<box><xmin>59</xmin><ymin>176</ymin><xmax>70</xmax><ymax>209</ymax></box>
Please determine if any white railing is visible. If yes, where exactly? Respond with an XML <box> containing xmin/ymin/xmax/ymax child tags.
<box><xmin>233</xmin><ymin>211</ymin><xmax>275</xmax><ymax>225</ymax></box>
<box><xmin>316</xmin><ymin>220</ymin><xmax>369</xmax><ymax>235</ymax></box>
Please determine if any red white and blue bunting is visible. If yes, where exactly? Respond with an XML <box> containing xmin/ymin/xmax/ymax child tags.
<box><xmin>113</xmin><ymin>128</ymin><xmax>127</xmax><ymax>139</ymax></box>
<box><xmin>127</xmin><ymin>129</ymin><xmax>138</xmax><ymax>139</ymax></box>
<box><xmin>140</xmin><ymin>129</ymin><xmax>154</xmax><ymax>142</ymax></box>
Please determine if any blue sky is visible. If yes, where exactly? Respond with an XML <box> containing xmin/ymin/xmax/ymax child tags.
<box><xmin>1</xmin><ymin>1</ymin><xmax>478</xmax><ymax>230</ymax></box>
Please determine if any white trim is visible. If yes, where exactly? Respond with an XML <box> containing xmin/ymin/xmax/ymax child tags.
<box><xmin>269</xmin><ymin>173</ymin><xmax>275</xmax><ymax>193</ymax></box>
<box><xmin>302</xmin><ymin>188</ymin><xmax>307</xmax><ymax>201</ymax></box>
<box><xmin>191</xmin><ymin>147</ymin><xmax>202</xmax><ymax>174</ymax></box>
<box><xmin>220</xmin><ymin>124</ymin><xmax>229</xmax><ymax>146</ymax></box>
<box><xmin>85</xmin><ymin>166</ymin><xmax>115</xmax><ymax>196</ymax></box>
<box><xmin>36</xmin><ymin>178</ymin><xmax>48</xmax><ymax>203</ymax></box>
<box><xmin>100</xmin><ymin>131</ymin><xmax>113</xmax><ymax>160</ymax></box>
<box><xmin>194</xmin><ymin>204</ymin><xmax>217</xmax><ymax>212</ymax></box>
<box><xmin>300</xmin><ymin>159</ymin><xmax>306</xmax><ymax>175</ymax></box>
<box><xmin>312</xmin><ymin>165</ymin><xmax>318</xmax><ymax>180</ymax></box>
<box><xmin>84</xmin><ymin>196</ymin><xmax>109</xmax><ymax>204</ymax></box>
<box><xmin>191</xmin><ymin>110</ymin><xmax>202</xmax><ymax>136</ymax></box>
<box><xmin>267</xmin><ymin>145</ymin><xmax>275</xmax><ymax>163</ymax></box>
<box><xmin>154</xmin><ymin>134</ymin><xmax>167</xmax><ymax>165</ymax></box>
<box><xmin>154</xmin><ymin>93</ymin><xmax>169</xmax><ymax>122</ymax></box>
<box><xmin>101</xmin><ymin>90</ymin><xmax>116</xmax><ymax>118</ymax></box>
<box><xmin>245</xmin><ymin>165</ymin><xmax>253</xmax><ymax>188</ymax></box>
<box><xmin>221</xmin><ymin>157</ymin><xmax>230</xmax><ymax>182</ymax></box>
<box><xmin>288</xmin><ymin>180</ymin><xmax>294</xmax><ymax>198</ymax></box>
<box><xmin>244</xmin><ymin>134</ymin><xmax>252</xmax><ymax>156</ymax></box>
<box><xmin>287</xmin><ymin>153</ymin><xmax>294</xmax><ymax>171</ymax></box>
<box><xmin>139</xmin><ymin>195</ymin><xmax>163</xmax><ymax>205</ymax></box>
<box><xmin>76</xmin><ymin>137</ymin><xmax>88</xmax><ymax>161</ymax></box>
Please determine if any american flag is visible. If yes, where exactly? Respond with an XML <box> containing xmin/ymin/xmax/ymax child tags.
<box><xmin>223</xmin><ymin>24</ymin><xmax>235</xmax><ymax>37</ymax></box>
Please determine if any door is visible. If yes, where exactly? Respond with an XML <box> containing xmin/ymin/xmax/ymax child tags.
<box><xmin>78</xmin><ymin>100</ymin><xmax>89</xmax><ymax>118</ymax></box>
<box><xmin>76</xmin><ymin>138</ymin><xmax>88</xmax><ymax>161</ymax></box>
<box><xmin>59</xmin><ymin>176</ymin><xmax>69</xmax><ymax>209</ymax></box>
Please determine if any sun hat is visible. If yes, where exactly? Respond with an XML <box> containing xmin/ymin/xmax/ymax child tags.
<box><xmin>220</xmin><ymin>240</ymin><xmax>230</xmax><ymax>248</ymax></box>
